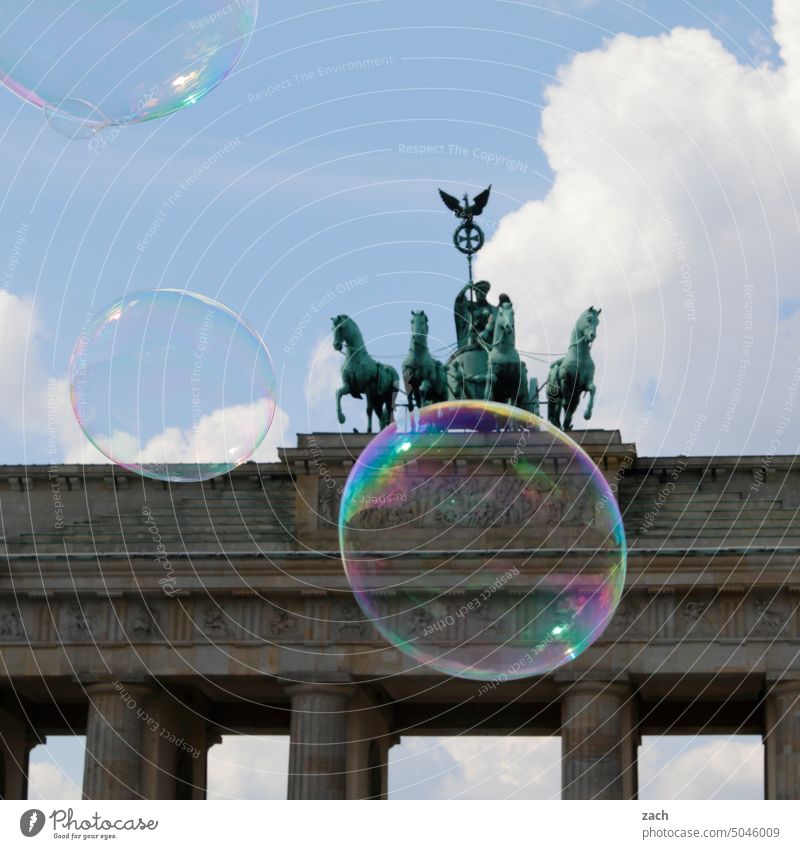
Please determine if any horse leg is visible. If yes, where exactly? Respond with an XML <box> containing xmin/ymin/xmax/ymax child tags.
<box><xmin>404</xmin><ymin>372</ymin><xmax>417</xmax><ymax>412</ymax></box>
<box><xmin>374</xmin><ymin>392</ymin><xmax>388</xmax><ymax>430</ymax></box>
<box><xmin>419</xmin><ymin>380</ymin><xmax>432</xmax><ymax>407</ymax></box>
<box><xmin>516</xmin><ymin>363</ymin><xmax>528</xmax><ymax>409</ymax></box>
<box><xmin>484</xmin><ymin>361</ymin><xmax>495</xmax><ymax>402</ymax></box>
<box><xmin>546</xmin><ymin>383</ymin><xmax>560</xmax><ymax>428</ymax></box>
<box><xmin>366</xmin><ymin>398</ymin><xmax>374</xmax><ymax>433</ymax></box>
<box><xmin>390</xmin><ymin>380</ymin><xmax>399</xmax><ymax>423</ymax></box>
<box><xmin>546</xmin><ymin>363</ymin><xmax>561</xmax><ymax>427</ymax></box>
<box><xmin>584</xmin><ymin>382</ymin><xmax>597</xmax><ymax>420</ymax></box>
<box><xmin>436</xmin><ymin>363</ymin><xmax>449</xmax><ymax>402</ymax></box>
<box><xmin>561</xmin><ymin>378</ymin><xmax>577</xmax><ymax>431</ymax></box>
<box><xmin>336</xmin><ymin>386</ymin><xmax>348</xmax><ymax>424</ymax></box>
<box><xmin>528</xmin><ymin>377</ymin><xmax>540</xmax><ymax>417</ymax></box>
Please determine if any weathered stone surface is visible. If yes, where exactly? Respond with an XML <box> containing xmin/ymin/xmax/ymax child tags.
<box><xmin>0</xmin><ymin>431</ymin><xmax>798</xmax><ymax>799</ymax></box>
<box><xmin>560</xmin><ymin>680</ymin><xmax>638</xmax><ymax>800</ymax></box>
<box><xmin>287</xmin><ymin>683</ymin><xmax>354</xmax><ymax>800</ymax></box>
<box><xmin>83</xmin><ymin>682</ymin><xmax>154</xmax><ymax>800</ymax></box>
<box><xmin>765</xmin><ymin>678</ymin><xmax>800</xmax><ymax>800</ymax></box>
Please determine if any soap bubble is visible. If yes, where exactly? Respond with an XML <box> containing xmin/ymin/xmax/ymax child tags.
<box><xmin>0</xmin><ymin>1</ymin><xmax>257</xmax><ymax>135</ymax></box>
<box><xmin>43</xmin><ymin>99</ymin><xmax>111</xmax><ymax>140</ymax></box>
<box><xmin>339</xmin><ymin>401</ymin><xmax>626</xmax><ymax>680</ymax></box>
<box><xmin>69</xmin><ymin>289</ymin><xmax>275</xmax><ymax>483</ymax></box>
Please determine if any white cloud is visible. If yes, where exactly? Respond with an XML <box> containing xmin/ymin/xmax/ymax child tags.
<box><xmin>207</xmin><ymin>735</ymin><xmax>289</xmax><ymax>800</ymax></box>
<box><xmin>303</xmin><ymin>333</ymin><xmax>369</xmax><ymax>431</ymax></box>
<box><xmin>0</xmin><ymin>292</ymin><xmax>105</xmax><ymax>462</ymax></box>
<box><xmin>390</xmin><ymin>736</ymin><xmax>560</xmax><ymax>799</ymax></box>
<box><xmin>390</xmin><ymin>734</ymin><xmax>762</xmax><ymax>800</ymax></box>
<box><xmin>69</xmin><ymin>401</ymin><xmax>275</xmax><ymax>467</ymax></box>
<box><xmin>27</xmin><ymin>761</ymin><xmax>83</xmax><ymax>800</ymax></box>
<box><xmin>305</xmin><ymin>335</ymin><xmax>342</xmax><ymax>413</ymax></box>
<box><xmin>477</xmin><ymin>0</ymin><xmax>800</xmax><ymax>455</ymax></box>
<box><xmin>27</xmin><ymin>738</ymin><xmax>84</xmax><ymax>800</ymax></box>
<box><xmin>252</xmin><ymin>403</ymin><xmax>290</xmax><ymax>463</ymax></box>
<box><xmin>21</xmin><ymin>731</ymin><xmax>763</xmax><ymax>801</ymax></box>
<box><xmin>640</xmin><ymin>736</ymin><xmax>763</xmax><ymax>800</ymax></box>
<box><xmin>0</xmin><ymin>290</ymin><xmax>289</xmax><ymax>466</ymax></box>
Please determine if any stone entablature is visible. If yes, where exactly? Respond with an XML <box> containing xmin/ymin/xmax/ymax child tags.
<box><xmin>1</xmin><ymin>430</ymin><xmax>799</xmax><ymax>800</ymax></box>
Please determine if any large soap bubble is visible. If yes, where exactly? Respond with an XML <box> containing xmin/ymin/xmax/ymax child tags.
<box><xmin>339</xmin><ymin>401</ymin><xmax>626</xmax><ymax>680</ymax></box>
<box><xmin>69</xmin><ymin>289</ymin><xmax>275</xmax><ymax>483</ymax></box>
<box><xmin>0</xmin><ymin>1</ymin><xmax>257</xmax><ymax>136</ymax></box>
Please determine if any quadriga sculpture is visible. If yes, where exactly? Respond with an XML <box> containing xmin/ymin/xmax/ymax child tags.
<box><xmin>332</xmin><ymin>314</ymin><xmax>399</xmax><ymax>432</ymax></box>
<box><xmin>402</xmin><ymin>310</ymin><xmax>448</xmax><ymax>411</ymax></box>
<box><xmin>546</xmin><ymin>306</ymin><xmax>601</xmax><ymax>431</ymax></box>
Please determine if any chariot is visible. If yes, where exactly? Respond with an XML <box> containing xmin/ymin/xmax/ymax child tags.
<box><xmin>332</xmin><ymin>187</ymin><xmax>600</xmax><ymax>433</ymax></box>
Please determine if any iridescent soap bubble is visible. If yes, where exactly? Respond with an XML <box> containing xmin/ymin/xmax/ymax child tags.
<box><xmin>69</xmin><ymin>289</ymin><xmax>275</xmax><ymax>483</ymax></box>
<box><xmin>0</xmin><ymin>1</ymin><xmax>257</xmax><ymax>136</ymax></box>
<box><xmin>339</xmin><ymin>401</ymin><xmax>626</xmax><ymax>680</ymax></box>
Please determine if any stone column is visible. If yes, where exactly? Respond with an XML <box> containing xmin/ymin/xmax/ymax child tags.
<box><xmin>345</xmin><ymin>689</ymin><xmax>397</xmax><ymax>800</ymax></box>
<box><xmin>138</xmin><ymin>689</ymin><xmax>220</xmax><ymax>800</ymax></box>
<box><xmin>560</xmin><ymin>680</ymin><xmax>638</xmax><ymax>800</ymax></box>
<box><xmin>0</xmin><ymin>706</ymin><xmax>30</xmax><ymax>800</ymax></box>
<box><xmin>287</xmin><ymin>683</ymin><xmax>353</xmax><ymax>800</ymax></box>
<box><xmin>764</xmin><ymin>678</ymin><xmax>800</xmax><ymax>800</ymax></box>
<box><xmin>83</xmin><ymin>682</ymin><xmax>154</xmax><ymax>800</ymax></box>
<box><xmin>19</xmin><ymin>730</ymin><xmax>42</xmax><ymax>801</ymax></box>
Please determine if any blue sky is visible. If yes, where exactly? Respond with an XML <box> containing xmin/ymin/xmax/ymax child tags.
<box><xmin>0</xmin><ymin>0</ymin><xmax>791</xmax><ymax>464</ymax></box>
<box><xmin>3</xmin><ymin>0</ymin><xmax>793</xmax><ymax>799</ymax></box>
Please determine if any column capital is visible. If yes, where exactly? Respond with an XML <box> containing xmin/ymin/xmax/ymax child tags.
<box><xmin>555</xmin><ymin>673</ymin><xmax>632</xmax><ymax>695</ymax></box>
<box><xmin>25</xmin><ymin>727</ymin><xmax>46</xmax><ymax>751</ymax></box>
<box><xmin>765</xmin><ymin>675</ymin><xmax>800</xmax><ymax>696</ymax></box>
<box><xmin>286</xmin><ymin>682</ymin><xmax>355</xmax><ymax>702</ymax></box>
<box><xmin>84</xmin><ymin>681</ymin><xmax>154</xmax><ymax>699</ymax></box>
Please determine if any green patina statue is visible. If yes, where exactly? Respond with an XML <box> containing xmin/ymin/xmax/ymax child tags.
<box><xmin>546</xmin><ymin>306</ymin><xmax>601</xmax><ymax>431</ymax></box>
<box><xmin>332</xmin><ymin>314</ymin><xmax>399</xmax><ymax>433</ymax></box>
<box><xmin>454</xmin><ymin>279</ymin><xmax>495</xmax><ymax>350</ymax></box>
<box><xmin>332</xmin><ymin>187</ymin><xmax>600</xmax><ymax>430</ymax></box>
<box><xmin>485</xmin><ymin>294</ymin><xmax>533</xmax><ymax>409</ymax></box>
<box><xmin>402</xmin><ymin>310</ymin><xmax>448</xmax><ymax>411</ymax></box>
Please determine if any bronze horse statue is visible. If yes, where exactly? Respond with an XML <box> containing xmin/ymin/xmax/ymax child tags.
<box><xmin>402</xmin><ymin>310</ymin><xmax>448</xmax><ymax>411</ymax></box>
<box><xmin>546</xmin><ymin>306</ymin><xmax>601</xmax><ymax>431</ymax></box>
<box><xmin>484</xmin><ymin>295</ymin><xmax>531</xmax><ymax>408</ymax></box>
<box><xmin>332</xmin><ymin>315</ymin><xmax>399</xmax><ymax>432</ymax></box>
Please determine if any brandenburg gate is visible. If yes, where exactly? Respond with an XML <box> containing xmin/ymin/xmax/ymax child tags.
<box><xmin>0</xmin><ymin>429</ymin><xmax>798</xmax><ymax>799</ymax></box>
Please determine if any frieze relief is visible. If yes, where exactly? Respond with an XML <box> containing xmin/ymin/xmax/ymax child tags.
<box><xmin>270</xmin><ymin>608</ymin><xmax>299</xmax><ymax>639</ymax></box>
<box><xmin>344</xmin><ymin>474</ymin><xmax>598</xmax><ymax>532</ymax></box>
<box><xmin>318</xmin><ymin>480</ymin><xmax>346</xmax><ymax>525</ymax></box>
<box><xmin>60</xmin><ymin>601</ymin><xmax>103</xmax><ymax>641</ymax></box>
<box><xmin>127</xmin><ymin>602</ymin><xmax>159</xmax><ymax>641</ymax></box>
<box><xmin>197</xmin><ymin>603</ymin><xmax>229</xmax><ymax>640</ymax></box>
<box><xmin>331</xmin><ymin>599</ymin><xmax>367</xmax><ymax>640</ymax></box>
<box><xmin>601</xmin><ymin>597</ymin><xmax>642</xmax><ymax>641</ymax></box>
<box><xmin>682</xmin><ymin>599</ymin><xmax>720</xmax><ymax>639</ymax></box>
<box><xmin>3</xmin><ymin>589</ymin><xmax>794</xmax><ymax>649</ymax></box>
<box><xmin>0</xmin><ymin>609</ymin><xmax>25</xmax><ymax>640</ymax></box>
<box><xmin>750</xmin><ymin>597</ymin><xmax>788</xmax><ymax>638</ymax></box>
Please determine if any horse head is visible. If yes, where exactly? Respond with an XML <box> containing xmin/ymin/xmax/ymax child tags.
<box><xmin>493</xmin><ymin>298</ymin><xmax>515</xmax><ymax>345</ymax></box>
<box><xmin>577</xmin><ymin>305</ymin><xmax>602</xmax><ymax>345</ymax></box>
<box><xmin>332</xmin><ymin>314</ymin><xmax>349</xmax><ymax>352</ymax></box>
<box><xmin>410</xmin><ymin>309</ymin><xmax>429</xmax><ymax>336</ymax></box>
